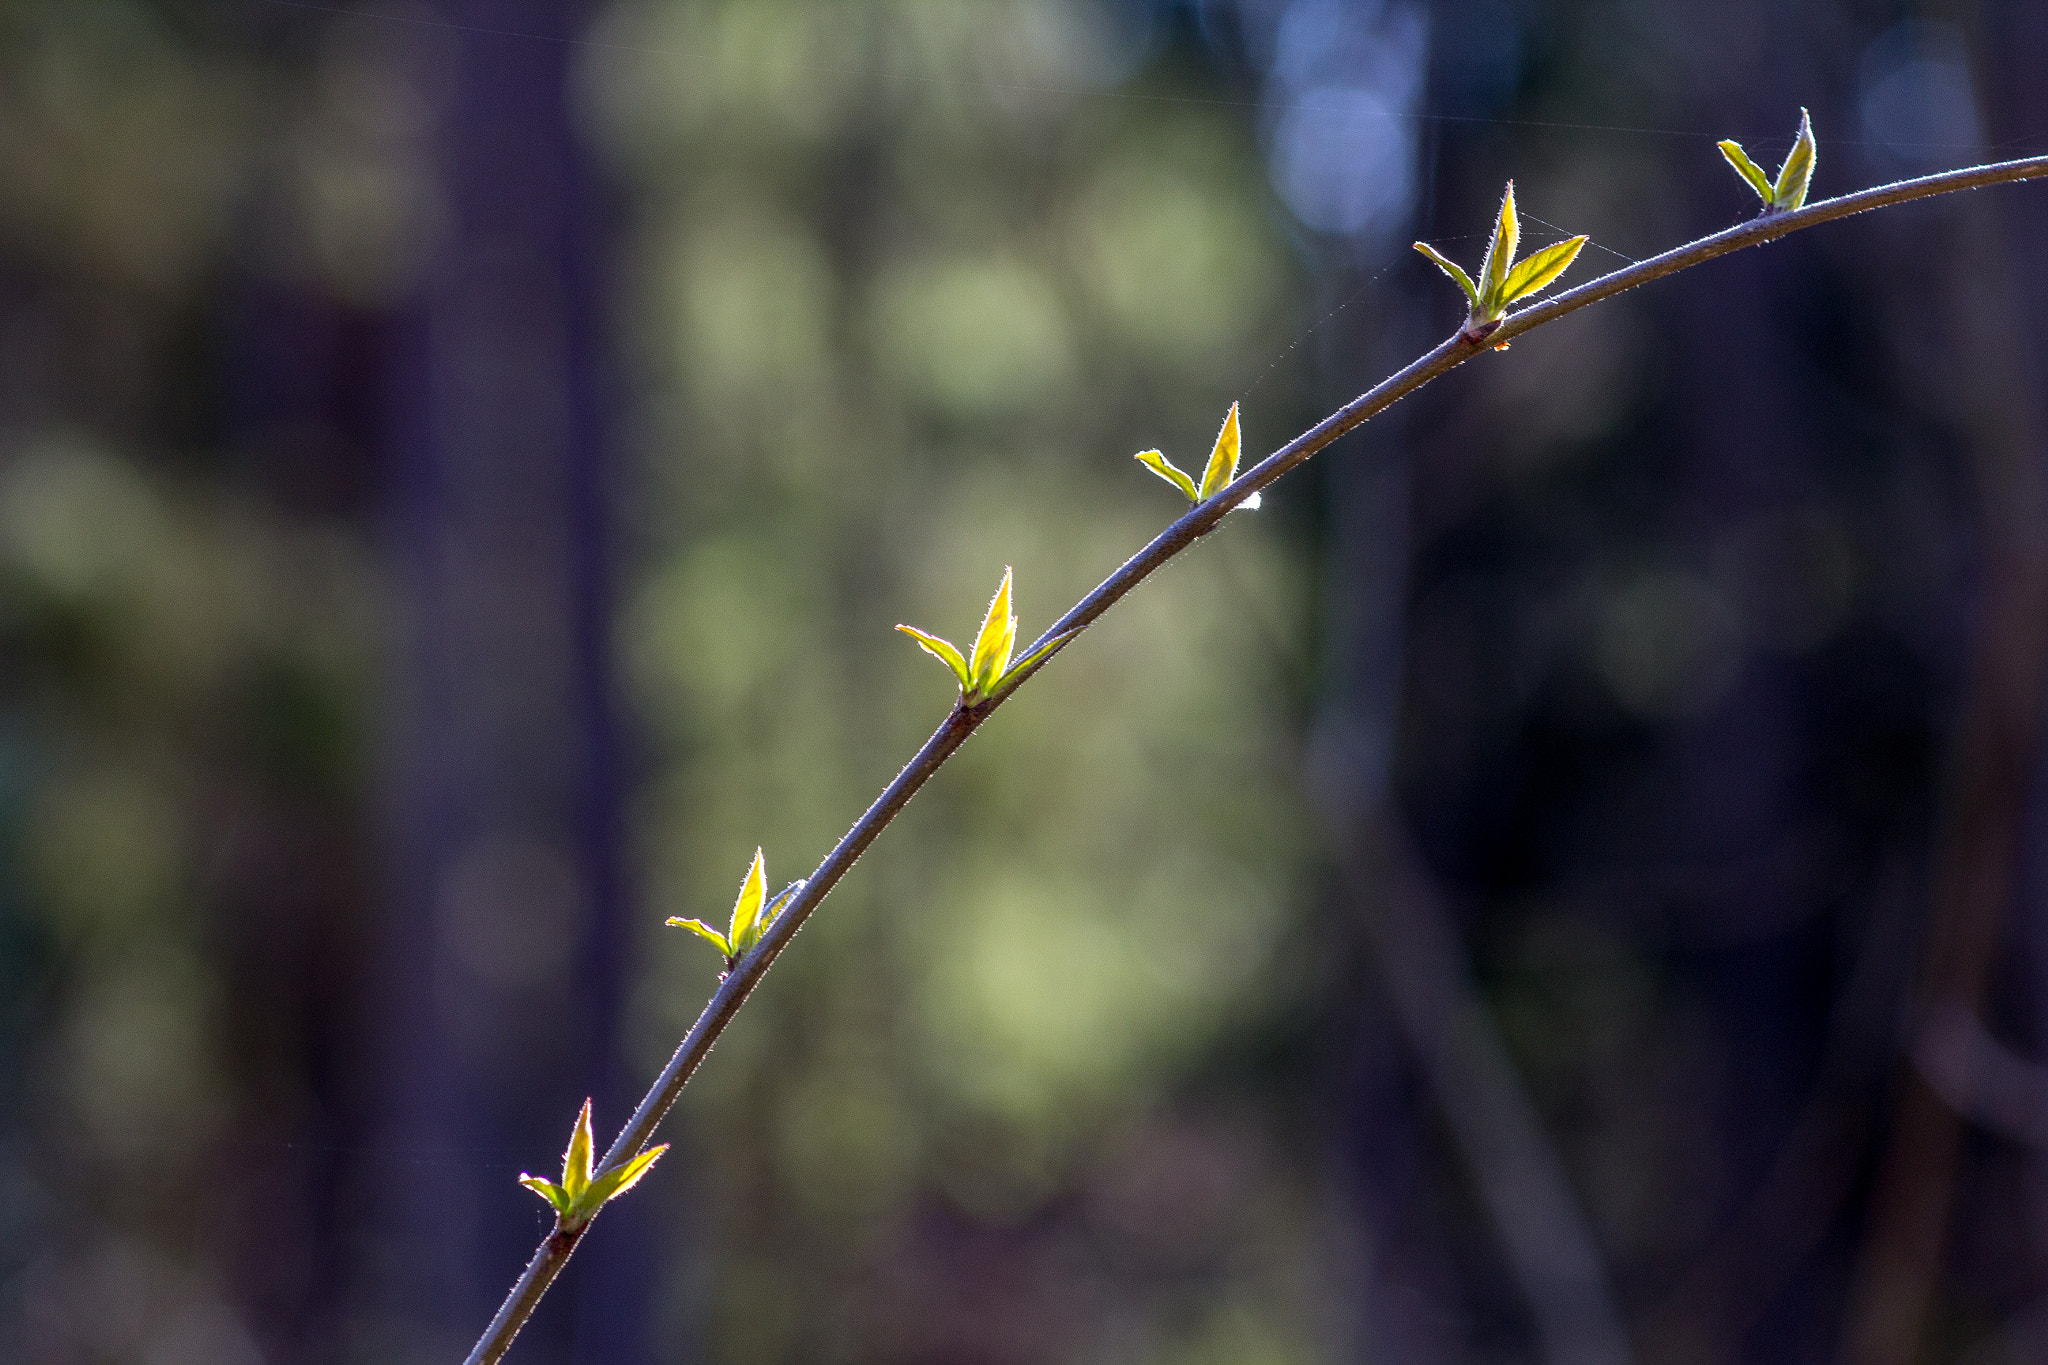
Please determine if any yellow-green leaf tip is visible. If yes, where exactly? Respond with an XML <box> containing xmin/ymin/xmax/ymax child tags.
<box><xmin>727</xmin><ymin>848</ymin><xmax>769</xmax><ymax>955</ymax></box>
<box><xmin>667</xmin><ymin>848</ymin><xmax>782</xmax><ymax>966</ymax></box>
<box><xmin>1500</xmin><ymin>235</ymin><xmax>1587</xmax><ymax>306</ymax></box>
<box><xmin>1722</xmin><ymin>110</ymin><xmax>1817</xmax><ymax>213</ymax></box>
<box><xmin>520</xmin><ymin>1174</ymin><xmax>571</xmax><ymax>1217</ymax></box>
<box><xmin>1774</xmin><ymin>107</ymin><xmax>1816</xmax><ymax>211</ymax></box>
<box><xmin>524</xmin><ymin>1104</ymin><xmax>670</xmax><ymax>1229</ymax></box>
<box><xmin>586</xmin><ymin>1143</ymin><xmax>670</xmax><ymax>1207</ymax></box>
<box><xmin>896</xmin><ymin>623</ymin><xmax>972</xmax><ymax>693</ymax></box>
<box><xmin>1135</xmin><ymin>448</ymin><xmax>1199</xmax><ymax>503</ymax></box>
<box><xmin>1481</xmin><ymin>181</ymin><xmax>1520</xmax><ymax>307</ymax></box>
<box><xmin>563</xmin><ymin>1099</ymin><xmax>595</xmax><ymax>1200</ymax></box>
<box><xmin>989</xmin><ymin>625</ymin><xmax>1085</xmax><ymax>700</ymax></box>
<box><xmin>1719</xmin><ymin>139</ymin><xmax>1773</xmax><ymax>202</ymax></box>
<box><xmin>1415</xmin><ymin>241</ymin><xmax>1478</xmax><ymax>308</ymax></box>
<box><xmin>1420</xmin><ymin>182</ymin><xmax>1580</xmax><ymax>338</ymax></box>
<box><xmin>667</xmin><ymin>916</ymin><xmax>733</xmax><ymax>961</ymax></box>
<box><xmin>967</xmin><ymin>567</ymin><xmax>1018</xmax><ymax>699</ymax></box>
<box><xmin>1198</xmin><ymin>402</ymin><xmax>1243</xmax><ymax>501</ymax></box>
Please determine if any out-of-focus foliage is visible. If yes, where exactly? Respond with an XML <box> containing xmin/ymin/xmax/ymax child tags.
<box><xmin>0</xmin><ymin>1</ymin><xmax>1333</xmax><ymax>1360</ymax></box>
<box><xmin>1359</xmin><ymin>4</ymin><xmax>2048</xmax><ymax>1362</ymax></box>
<box><xmin>587</xmin><ymin>3</ymin><xmax>1327</xmax><ymax>1357</ymax></box>
<box><xmin>0</xmin><ymin>6</ymin><xmax>387</xmax><ymax>1362</ymax></box>
<box><xmin>6</xmin><ymin>1</ymin><xmax>2041</xmax><ymax>1363</ymax></box>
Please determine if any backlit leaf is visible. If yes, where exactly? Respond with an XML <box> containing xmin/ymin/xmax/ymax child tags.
<box><xmin>1501</xmin><ymin>235</ymin><xmax>1588</xmax><ymax>305</ymax></box>
<box><xmin>586</xmin><ymin>1144</ymin><xmax>670</xmax><ymax>1207</ymax></box>
<box><xmin>1718</xmin><ymin>139</ymin><xmax>1773</xmax><ymax>202</ymax></box>
<box><xmin>894</xmin><ymin>624</ymin><xmax>973</xmax><ymax>692</ymax></box>
<box><xmin>726</xmin><ymin>848</ymin><xmax>768</xmax><ymax>952</ymax></box>
<box><xmin>562</xmin><ymin>1099</ymin><xmax>595</xmax><ymax>1201</ymax></box>
<box><xmin>1479</xmin><ymin>181</ymin><xmax>1520</xmax><ymax>314</ymax></box>
<box><xmin>520</xmin><ymin>1174</ymin><xmax>571</xmax><ymax>1217</ymax></box>
<box><xmin>1134</xmin><ymin>448</ymin><xmax>1200</xmax><ymax>502</ymax></box>
<box><xmin>759</xmin><ymin>878</ymin><xmax>806</xmax><ymax>937</ymax></box>
<box><xmin>666</xmin><ymin>916</ymin><xmax>732</xmax><ymax>958</ymax></box>
<box><xmin>968</xmin><ymin>567</ymin><xmax>1016</xmax><ymax>696</ymax></box>
<box><xmin>993</xmin><ymin>625</ymin><xmax>1084</xmax><ymax>698</ymax></box>
<box><xmin>1413</xmin><ymin>242</ymin><xmax>1479</xmax><ymax>309</ymax></box>
<box><xmin>1774</xmin><ymin>108</ymin><xmax>1816</xmax><ymax>210</ymax></box>
<box><xmin>1198</xmin><ymin>402</ymin><xmax>1242</xmax><ymax>501</ymax></box>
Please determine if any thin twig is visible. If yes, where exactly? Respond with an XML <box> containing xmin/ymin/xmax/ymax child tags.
<box><xmin>463</xmin><ymin>151</ymin><xmax>2048</xmax><ymax>1365</ymax></box>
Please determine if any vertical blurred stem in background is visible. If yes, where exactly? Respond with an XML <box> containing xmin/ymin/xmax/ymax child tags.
<box><xmin>1841</xmin><ymin>20</ymin><xmax>2048</xmax><ymax>1361</ymax></box>
<box><xmin>373</xmin><ymin>2</ymin><xmax>650</xmax><ymax>1359</ymax></box>
<box><xmin>1333</xmin><ymin>816</ymin><xmax>1639</xmax><ymax>1365</ymax></box>
<box><xmin>1306</xmin><ymin>342</ymin><xmax>1631</xmax><ymax>1364</ymax></box>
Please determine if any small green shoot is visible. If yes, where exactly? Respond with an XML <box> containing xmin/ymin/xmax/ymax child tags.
<box><xmin>897</xmin><ymin>567</ymin><xmax>1082</xmax><ymax>704</ymax></box>
<box><xmin>1719</xmin><ymin>108</ymin><xmax>1817</xmax><ymax>213</ymax></box>
<box><xmin>1414</xmin><ymin>181</ymin><xmax>1589</xmax><ymax>346</ymax></box>
<box><xmin>1133</xmin><ymin>402</ymin><xmax>1262</xmax><ymax>510</ymax></box>
<box><xmin>668</xmin><ymin>848</ymin><xmax>804</xmax><ymax>969</ymax></box>
<box><xmin>519</xmin><ymin>1099</ymin><xmax>669</xmax><ymax>1232</ymax></box>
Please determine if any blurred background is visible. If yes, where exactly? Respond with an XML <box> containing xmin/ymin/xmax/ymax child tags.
<box><xmin>1</xmin><ymin>2</ymin><xmax>2045</xmax><ymax>1363</ymax></box>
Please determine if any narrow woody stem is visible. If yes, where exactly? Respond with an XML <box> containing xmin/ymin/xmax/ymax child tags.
<box><xmin>464</xmin><ymin>152</ymin><xmax>2048</xmax><ymax>1365</ymax></box>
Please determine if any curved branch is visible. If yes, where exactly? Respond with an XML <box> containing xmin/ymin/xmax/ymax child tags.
<box><xmin>464</xmin><ymin>151</ymin><xmax>2048</xmax><ymax>1365</ymax></box>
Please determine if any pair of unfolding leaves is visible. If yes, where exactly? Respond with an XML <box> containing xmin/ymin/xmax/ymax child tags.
<box><xmin>531</xmin><ymin>853</ymin><xmax>806</xmax><ymax>1221</ymax></box>
<box><xmin>1720</xmin><ymin>108</ymin><xmax>1818</xmax><ymax>214</ymax></box>
<box><xmin>671</xmin><ymin>411</ymin><xmax>1256</xmax><ymax>977</ymax></box>
<box><xmin>1414</xmin><ymin>181</ymin><xmax>1589</xmax><ymax>343</ymax></box>
<box><xmin>527</xmin><ymin>853</ymin><xmax>805</xmax><ymax>1225</ymax></box>
<box><xmin>663</xmin><ymin>579</ymin><xmax>1076</xmax><ymax>985</ymax></box>
<box><xmin>896</xmin><ymin>398</ymin><xmax>1263</xmax><ymax>706</ymax></box>
<box><xmin>1413</xmin><ymin>110</ymin><xmax>1819</xmax><ymax>341</ymax></box>
<box><xmin>520</xmin><ymin>1100</ymin><xmax>667</xmax><ymax>1231</ymax></box>
<box><xmin>897</xmin><ymin>566</ymin><xmax>1083</xmax><ymax>706</ymax></box>
<box><xmin>1133</xmin><ymin>400</ymin><xmax>1262</xmax><ymax>513</ymax></box>
<box><xmin>898</xmin><ymin>395</ymin><xmax>1263</xmax><ymax>709</ymax></box>
<box><xmin>667</xmin><ymin>847</ymin><xmax>805</xmax><ymax>969</ymax></box>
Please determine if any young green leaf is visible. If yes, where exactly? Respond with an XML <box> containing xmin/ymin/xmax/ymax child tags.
<box><xmin>521</xmin><ymin>1105</ymin><xmax>671</xmax><ymax>1229</ymax></box>
<box><xmin>584</xmin><ymin>1143</ymin><xmax>670</xmax><ymax>1207</ymax></box>
<box><xmin>1500</xmin><ymin>235</ymin><xmax>1589</xmax><ymax>305</ymax></box>
<box><xmin>665</xmin><ymin>916</ymin><xmax>733</xmax><ymax>959</ymax></box>
<box><xmin>1718</xmin><ymin>139</ymin><xmax>1774</xmax><ymax>203</ymax></box>
<box><xmin>894</xmin><ymin>624</ymin><xmax>973</xmax><ymax>693</ymax></box>
<box><xmin>1480</xmin><ymin>181</ymin><xmax>1520</xmax><ymax>313</ymax></box>
<box><xmin>519</xmin><ymin>1174</ymin><xmax>572</xmax><ymax>1218</ymax></box>
<box><xmin>757</xmin><ymin>879</ymin><xmax>802</xmax><ymax>945</ymax></box>
<box><xmin>1198</xmin><ymin>402</ymin><xmax>1243</xmax><ymax>501</ymax></box>
<box><xmin>985</xmin><ymin>617</ymin><xmax>1017</xmax><ymax>694</ymax></box>
<box><xmin>968</xmin><ymin>567</ymin><xmax>1017</xmax><ymax>696</ymax></box>
<box><xmin>1774</xmin><ymin>107</ymin><xmax>1816</xmax><ymax>211</ymax></box>
<box><xmin>562</xmin><ymin>1099</ymin><xmax>595</xmax><ymax>1203</ymax></box>
<box><xmin>726</xmin><ymin>848</ymin><xmax>768</xmax><ymax>955</ymax></box>
<box><xmin>992</xmin><ymin>626</ymin><xmax>1085</xmax><ymax>698</ymax></box>
<box><xmin>1413</xmin><ymin>241</ymin><xmax>1480</xmax><ymax>310</ymax></box>
<box><xmin>1134</xmin><ymin>448</ymin><xmax>1200</xmax><ymax>502</ymax></box>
